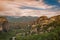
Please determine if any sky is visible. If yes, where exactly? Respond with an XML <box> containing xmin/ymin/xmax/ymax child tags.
<box><xmin>0</xmin><ymin>0</ymin><xmax>60</xmax><ymax>17</ymax></box>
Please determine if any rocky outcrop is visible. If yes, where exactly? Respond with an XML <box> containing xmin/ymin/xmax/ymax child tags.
<box><xmin>0</xmin><ymin>16</ymin><xmax>9</xmax><ymax>32</ymax></box>
<box><xmin>31</xmin><ymin>15</ymin><xmax>60</xmax><ymax>34</ymax></box>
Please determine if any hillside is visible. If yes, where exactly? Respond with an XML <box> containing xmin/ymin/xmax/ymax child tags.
<box><xmin>31</xmin><ymin>15</ymin><xmax>60</xmax><ymax>34</ymax></box>
<box><xmin>0</xmin><ymin>15</ymin><xmax>60</xmax><ymax>40</ymax></box>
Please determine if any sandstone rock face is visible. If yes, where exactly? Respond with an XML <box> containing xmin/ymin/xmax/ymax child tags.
<box><xmin>31</xmin><ymin>15</ymin><xmax>60</xmax><ymax>34</ymax></box>
<box><xmin>0</xmin><ymin>16</ymin><xmax>9</xmax><ymax>32</ymax></box>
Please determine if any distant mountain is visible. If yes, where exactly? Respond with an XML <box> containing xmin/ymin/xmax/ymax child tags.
<box><xmin>6</xmin><ymin>16</ymin><xmax>38</xmax><ymax>22</ymax></box>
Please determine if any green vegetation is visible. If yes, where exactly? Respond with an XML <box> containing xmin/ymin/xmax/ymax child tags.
<box><xmin>0</xmin><ymin>15</ymin><xmax>60</xmax><ymax>40</ymax></box>
<box><xmin>0</xmin><ymin>30</ymin><xmax>16</xmax><ymax>40</ymax></box>
<box><xmin>16</xmin><ymin>26</ymin><xmax>60</xmax><ymax>40</ymax></box>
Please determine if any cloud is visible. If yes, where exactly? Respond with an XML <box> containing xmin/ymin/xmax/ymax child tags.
<box><xmin>0</xmin><ymin>0</ymin><xmax>60</xmax><ymax>17</ymax></box>
<box><xmin>58</xmin><ymin>0</ymin><xmax>60</xmax><ymax>3</ymax></box>
<box><xmin>20</xmin><ymin>6</ymin><xmax>46</xmax><ymax>10</ymax></box>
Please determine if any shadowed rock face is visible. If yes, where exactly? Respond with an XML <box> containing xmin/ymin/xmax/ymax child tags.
<box><xmin>0</xmin><ymin>16</ymin><xmax>9</xmax><ymax>32</ymax></box>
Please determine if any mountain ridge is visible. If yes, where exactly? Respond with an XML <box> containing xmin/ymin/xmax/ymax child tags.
<box><xmin>6</xmin><ymin>16</ymin><xmax>38</xmax><ymax>22</ymax></box>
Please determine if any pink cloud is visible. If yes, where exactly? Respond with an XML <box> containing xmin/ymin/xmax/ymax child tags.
<box><xmin>0</xmin><ymin>0</ymin><xmax>60</xmax><ymax>17</ymax></box>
